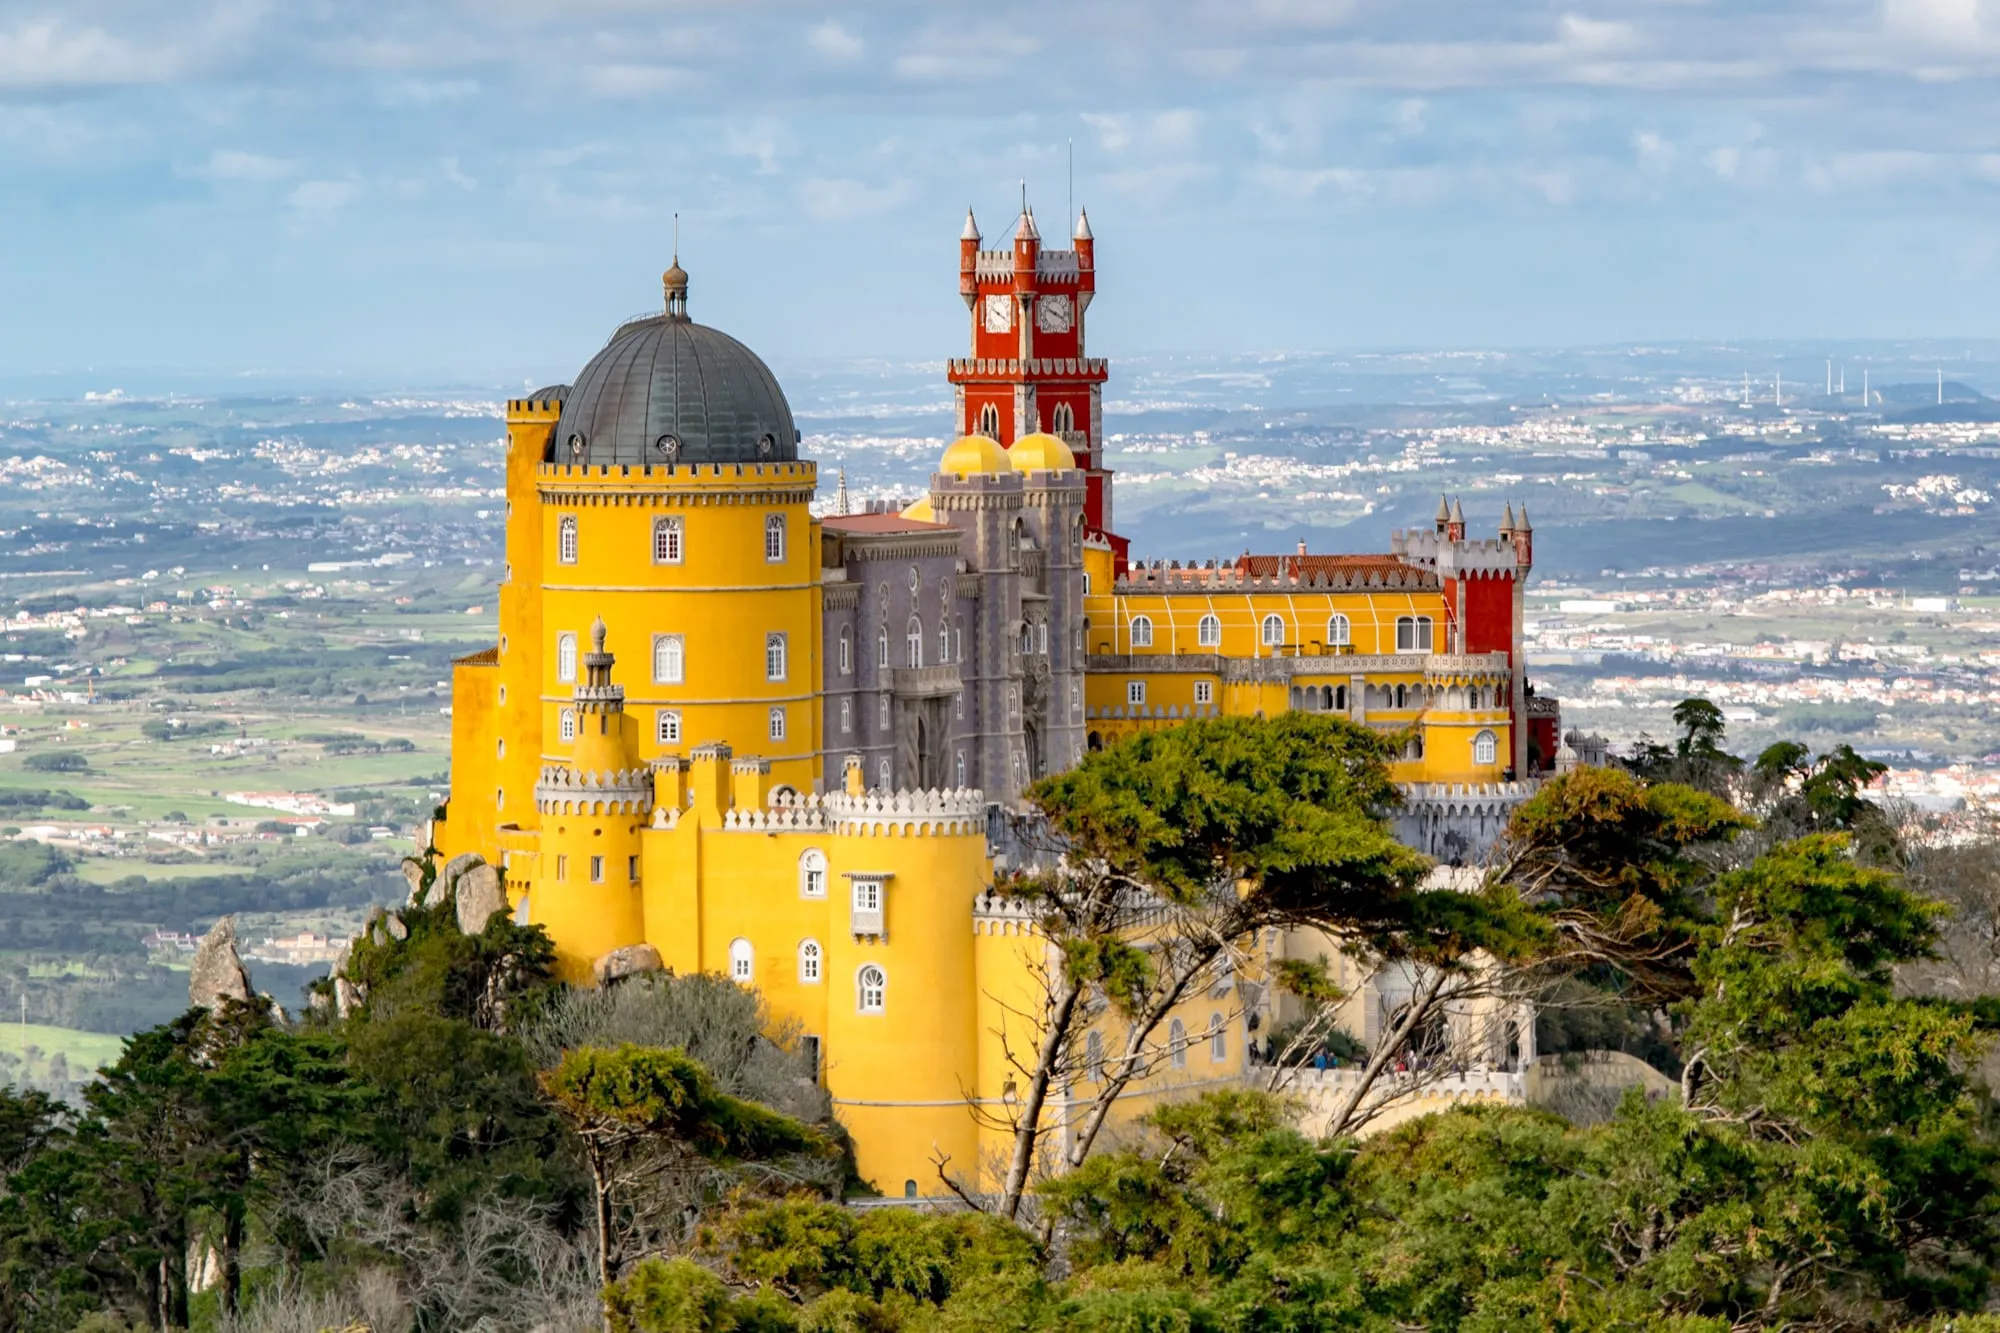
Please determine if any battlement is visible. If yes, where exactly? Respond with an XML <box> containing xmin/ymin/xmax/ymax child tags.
<box><xmin>1113</xmin><ymin>559</ymin><xmax>1439</xmax><ymax>594</ymax></box>
<box><xmin>972</xmin><ymin>889</ymin><xmax>1042</xmax><ymax>936</ymax></box>
<box><xmin>1394</xmin><ymin>528</ymin><xmax>1527</xmax><ymax>576</ymax></box>
<box><xmin>535</xmin><ymin>764</ymin><xmax>655</xmax><ymax>816</ymax></box>
<box><xmin>971</xmin><ymin>249</ymin><xmax>1085</xmax><ymax>283</ymax></box>
<box><xmin>825</xmin><ymin>787</ymin><xmax>988</xmax><ymax>836</ymax></box>
<box><xmin>946</xmin><ymin>357</ymin><xmax>1108</xmax><ymax>381</ymax></box>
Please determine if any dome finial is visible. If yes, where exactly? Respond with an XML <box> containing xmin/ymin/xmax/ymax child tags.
<box><xmin>663</xmin><ymin>213</ymin><xmax>689</xmax><ymax>319</ymax></box>
<box><xmin>591</xmin><ymin>616</ymin><xmax>608</xmax><ymax>654</ymax></box>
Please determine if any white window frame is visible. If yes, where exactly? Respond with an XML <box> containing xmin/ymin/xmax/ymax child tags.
<box><xmin>877</xmin><ymin>628</ymin><xmax>890</xmax><ymax>668</ymax></box>
<box><xmin>1474</xmin><ymin>729</ymin><xmax>1498</xmax><ymax>765</ymax></box>
<box><xmin>799</xmin><ymin>939</ymin><xmax>822</xmax><ymax>984</ymax></box>
<box><xmin>768</xmin><ymin>706</ymin><xmax>786</xmax><ymax>741</ymax></box>
<box><xmin>653</xmin><ymin>634</ymin><xmax>684</xmax><ymax>685</ymax></box>
<box><xmin>557</xmin><ymin>514</ymin><xmax>578</xmax><ymax>565</ymax></box>
<box><xmin>1130</xmin><ymin>615</ymin><xmax>1153</xmax><ymax>648</ymax></box>
<box><xmin>1260</xmin><ymin>614</ymin><xmax>1285</xmax><ymax>647</ymax></box>
<box><xmin>840</xmin><ymin>697</ymin><xmax>852</xmax><ymax>733</ymax></box>
<box><xmin>799</xmin><ymin>849</ymin><xmax>828</xmax><ymax>899</ymax></box>
<box><xmin>1396</xmin><ymin>616</ymin><xmax>1435</xmax><ymax>653</ymax></box>
<box><xmin>839</xmin><ymin>627</ymin><xmax>852</xmax><ymax>675</ymax></box>
<box><xmin>557</xmin><ymin>632</ymin><xmax>578</xmax><ymax>683</ymax></box>
<box><xmin>1209</xmin><ymin>1013</ymin><xmax>1226</xmax><ymax>1062</ymax></box>
<box><xmin>1127</xmin><ymin>680</ymin><xmax>1145</xmax><ymax>706</ymax></box>
<box><xmin>766</xmin><ymin>632</ymin><xmax>788</xmax><ymax>682</ymax></box>
<box><xmin>729</xmin><ymin>937</ymin><xmax>753</xmax><ymax>982</ymax></box>
<box><xmin>1169</xmin><ymin>1018</ymin><xmax>1187</xmax><ymax>1069</ymax></box>
<box><xmin>1328</xmin><ymin>613</ymin><xmax>1351</xmax><ymax>647</ymax></box>
<box><xmin>1194</xmin><ymin>680</ymin><xmax>1214</xmax><ymax>705</ymax></box>
<box><xmin>906</xmin><ymin>617</ymin><xmax>923</xmax><ymax>669</ymax></box>
<box><xmin>559</xmin><ymin>708</ymin><xmax>576</xmax><ymax>742</ymax></box>
<box><xmin>589</xmin><ymin>855</ymin><xmax>604</xmax><ymax>883</ymax></box>
<box><xmin>1198</xmin><ymin>614</ymin><xmax>1221</xmax><ymax>647</ymax></box>
<box><xmin>652</xmin><ymin>515</ymin><xmax>683</xmax><ymax>565</ymax></box>
<box><xmin>879</xmin><ymin>694</ymin><xmax>891</xmax><ymax>732</ymax></box>
<box><xmin>657</xmin><ymin>710</ymin><xmax>681</xmax><ymax>744</ymax></box>
<box><xmin>1086</xmin><ymin>1029</ymin><xmax>1104</xmax><ymax>1083</ymax></box>
<box><xmin>765</xmin><ymin>513</ymin><xmax>786</xmax><ymax>563</ymax></box>
<box><xmin>857</xmin><ymin>963</ymin><xmax>886</xmax><ymax>1013</ymax></box>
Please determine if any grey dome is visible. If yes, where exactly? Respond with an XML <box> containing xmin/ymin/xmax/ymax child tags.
<box><xmin>549</xmin><ymin>315</ymin><xmax>797</xmax><ymax>467</ymax></box>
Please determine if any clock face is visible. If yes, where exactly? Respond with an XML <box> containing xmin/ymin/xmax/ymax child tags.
<box><xmin>983</xmin><ymin>294</ymin><xmax>1013</xmax><ymax>334</ymax></box>
<box><xmin>1036</xmin><ymin>295</ymin><xmax>1074</xmax><ymax>334</ymax></box>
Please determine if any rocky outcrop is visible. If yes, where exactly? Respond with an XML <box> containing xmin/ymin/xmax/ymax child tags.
<box><xmin>189</xmin><ymin>917</ymin><xmax>255</xmax><ymax>1009</ymax></box>
<box><xmin>593</xmin><ymin>943</ymin><xmax>664</xmax><ymax>986</ymax></box>
<box><xmin>455</xmin><ymin>863</ymin><xmax>506</xmax><ymax>934</ymax></box>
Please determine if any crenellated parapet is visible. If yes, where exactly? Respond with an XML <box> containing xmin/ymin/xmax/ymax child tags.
<box><xmin>1114</xmin><ymin>560</ymin><xmax>1439</xmax><ymax>594</ymax></box>
<box><xmin>535</xmin><ymin>764</ymin><xmax>655</xmax><ymax>816</ymax></box>
<box><xmin>823</xmin><ymin>786</ymin><xmax>989</xmax><ymax>836</ymax></box>
<box><xmin>1394</xmin><ymin>780</ymin><xmax>1538</xmax><ymax>861</ymax></box>
<box><xmin>972</xmin><ymin>889</ymin><xmax>1043</xmax><ymax>936</ymax></box>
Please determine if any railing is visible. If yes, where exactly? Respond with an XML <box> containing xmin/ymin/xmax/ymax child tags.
<box><xmin>889</xmin><ymin>664</ymin><xmax>961</xmax><ymax>698</ymax></box>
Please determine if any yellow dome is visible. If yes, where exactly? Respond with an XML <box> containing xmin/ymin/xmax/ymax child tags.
<box><xmin>1008</xmin><ymin>431</ymin><xmax>1077</xmax><ymax>472</ymax></box>
<box><xmin>900</xmin><ymin>495</ymin><xmax>937</xmax><ymax>522</ymax></box>
<box><xmin>939</xmin><ymin>434</ymin><xmax>1013</xmax><ymax>477</ymax></box>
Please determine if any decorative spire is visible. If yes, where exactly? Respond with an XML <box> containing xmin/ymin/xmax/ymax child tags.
<box><xmin>1435</xmin><ymin>495</ymin><xmax>1451</xmax><ymax>524</ymax></box>
<box><xmin>1449</xmin><ymin>497</ymin><xmax>1465</xmax><ymax>524</ymax></box>
<box><xmin>835</xmin><ymin>468</ymin><xmax>850</xmax><ymax>516</ymax></box>
<box><xmin>1516</xmin><ymin>505</ymin><xmax>1532</xmax><ymax>532</ymax></box>
<box><xmin>663</xmin><ymin>216</ymin><xmax>689</xmax><ymax>319</ymax></box>
<box><xmin>962</xmin><ymin>208</ymin><xmax>980</xmax><ymax>242</ymax></box>
<box><xmin>1074</xmin><ymin>207</ymin><xmax>1092</xmax><ymax>241</ymax></box>
<box><xmin>1500</xmin><ymin>502</ymin><xmax>1516</xmax><ymax>534</ymax></box>
<box><xmin>591</xmin><ymin>616</ymin><xmax>607</xmax><ymax>654</ymax></box>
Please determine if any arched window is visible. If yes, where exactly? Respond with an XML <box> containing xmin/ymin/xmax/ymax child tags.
<box><xmin>955</xmin><ymin>751</ymin><xmax>966</xmax><ymax>786</ymax></box>
<box><xmin>1008</xmin><ymin>521</ymin><xmax>1022</xmax><ymax>558</ymax></box>
<box><xmin>978</xmin><ymin>404</ymin><xmax>999</xmax><ymax>438</ymax></box>
<box><xmin>798</xmin><ymin>939</ymin><xmax>822</xmax><ymax>983</ymax></box>
<box><xmin>906</xmin><ymin>617</ymin><xmax>924</xmax><ymax>669</ymax></box>
<box><xmin>1052</xmin><ymin>402</ymin><xmax>1075</xmax><ymax>433</ymax></box>
<box><xmin>766</xmin><ymin>632</ymin><xmax>787</xmax><ymax>681</ymax></box>
<box><xmin>799</xmin><ymin>848</ymin><xmax>827</xmax><ymax>898</ymax></box>
<box><xmin>653</xmin><ymin>635</ymin><xmax>684</xmax><ymax>684</ymax></box>
<box><xmin>857</xmin><ymin>964</ymin><xmax>886</xmax><ymax>1013</ymax></box>
<box><xmin>939</xmin><ymin>619</ymin><xmax>951</xmax><ymax>663</ymax></box>
<box><xmin>729</xmin><ymin>938</ymin><xmax>753</xmax><ymax>982</ymax></box>
<box><xmin>1086</xmin><ymin>1029</ymin><xmax>1104</xmax><ymax>1083</ymax></box>
<box><xmin>557</xmin><ymin>515</ymin><xmax>578</xmax><ymax>565</ymax></box>
<box><xmin>1169</xmin><ymin>1018</ymin><xmax>1187</xmax><ymax>1069</ymax></box>
<box><xmin>1209</xmin><ymin>1013</ymin><xmax>1226</xmax><ymax>1062</ymax></box>
<box><xmin>1130</xmin><ymin>615</ymin><xmax>1153</xmax><ymax>648</ymax></box>
<box><xmin>559</xmin><ymin>708</ymin><xmax>576</xmax><ymax>742</ymax></box>
<box><xmin>652</xmin><ymin>516</ymin><xmax>683</xmax><ymax>564</ymax></box>
<box><xmin>557</xmin><ymin>632</ymin><xmax>578</xmax><ymax>682</ymax></box>
<box><xmin>1335</xmin><ymin>684</ymin><xmax>1347</xmax><ymax>711</ymax></box>
<box><xmin>877</xmin><ymin>628</ymin><xmax>890</xmax><ymax>669</ymax></box>
<box><xmin>1474</xmin><ymin>729</ymin><xmax>1498</xmax><ymax>765</ymax></box>
<box><xmin>839</xmin><ymin>627</ymin><xmax>852</xmax><ymax>675</ymax></box>
<box><xmin>1396</xmin><ymin>616</ymin><xmax>1435</xmax><ymax>652</ymax></box>
<box><xmin>1260</xmin><ymin>614</ymin><xmax>1285</xmax><ymax>647</ymax></box>
<box><xmin>1198</xmin><ymin>614</ymin><xmax>1221</xmax><ymax>647</ymax></box>
<box><xmin>1073</xmin><ymin>518</ymin><xmax>1084</xmax><ymax>558</ymax></box>
<box><xmin>764</xmin><ymin>513</ymin><xmax>786</xmax><ymax>563</ymax></box>
<box><xmin>657</xmin><ymin>710</ymin><xmax>681</xmax><ymax>744</ymax></box>
<box><xmin>1395</xmin><ymin>683</ymin><xmax>1407</xmax><ymax>709</ymax></box>
<box><xmin>768</xmin><ymin>706</ymin><xmax>786</xmax><ymax>741</ymax></box>
<box><xmin>1327</xmin><ymin>613</ymin><xmax>1350</xmax><ymax>647</ymax></box>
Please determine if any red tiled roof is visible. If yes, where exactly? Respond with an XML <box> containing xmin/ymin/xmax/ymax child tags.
<box><xmin>1235</xmin><ymin>554</ymin><xmax>1407</xmax><ymax>578</ymax></box>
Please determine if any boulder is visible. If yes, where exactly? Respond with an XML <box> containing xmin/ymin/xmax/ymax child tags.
<box><xmin>188</xmin><ymin>917</ymin><xmax>255</xmax><ymax>1009</ymax></box>
<box><xmin>384</xmin><ymin>913</ymin><xmax>408</xmax><ymax>942</ymax></box>
<box><xmin>455</xmin><ymin>863</ymin><xmax>506</xmax><ymax>935</ymax></box>
<box><xmin>334</xmin><ymin>976</ymin><xmax>364</xmax><ymax>1020</ymax></box>
<box><xmin>401</xmin><ymin>859</ymin><xmax>426</xmax><ymax>906</ymax></box>
<box><xmin>435</xmin><ymin>852</ymin><xmax>483</xmax><ymax>900</ymax></box>
<box><xmin>593</xmin><ymin>944</ymin><xmax>664</xmax><ymax>986</ymax></box>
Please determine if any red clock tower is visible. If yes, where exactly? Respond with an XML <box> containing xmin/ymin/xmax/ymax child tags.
<box><xmin>951</xmin><ymin>204</ymin><xmax>1118</xmax><ymax>545</ymax></box>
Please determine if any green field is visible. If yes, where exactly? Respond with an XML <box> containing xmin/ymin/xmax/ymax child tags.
<box><xmin>0</xmin><ymin>1022</ymin><xmax>126</xmax><ymax>1077</ymax></box>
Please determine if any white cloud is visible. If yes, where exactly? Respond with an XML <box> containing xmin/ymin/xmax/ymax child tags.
<box><xmin>1633</xmin><ymin>130</ymin><xmax>1675</xmax><ymax>173</ymax></box>
<box><xmin>797</xmin><ymin>176</ymin><xmax>912</xmax><ymax>221</ymax></box>
<box><xmin>194</xmin><ymin>149</ymin><xmax>295</xmax><ymax>182</ymax></box>
<box><xmin>807</xmin><ymin>20</ymin><xmax>863</xmax><ymax>61</ymax></box>
<box><xmin>287</xmin><ymin>179</ymin><xmax>355</xmax><ymax>220</ymax></box>
<box><xmin>580</xmin><ymin>64</ymin><xmax>690</xmax><ymax>99</ymax></box>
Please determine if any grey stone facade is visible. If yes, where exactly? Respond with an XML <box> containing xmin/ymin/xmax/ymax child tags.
<box><xmin>818</xmin><ymin>463</ymin><xmax>1087</xmax><ymax>806</ymax></box>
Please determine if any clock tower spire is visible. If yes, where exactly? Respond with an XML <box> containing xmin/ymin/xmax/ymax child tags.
<box><xmin>946</xmin><ymin>196</ymin><xmax>1116</xmax><ymax>542</ymax></box>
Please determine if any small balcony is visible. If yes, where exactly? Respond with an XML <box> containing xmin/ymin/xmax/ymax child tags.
<box><xmin>889</xmin><ymin>664</ymin><xmax>961</xmax><ymax>698</ymax></box>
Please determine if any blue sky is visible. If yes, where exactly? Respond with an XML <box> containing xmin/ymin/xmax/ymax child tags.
<box><xmin>8</xmin><ymin>0</ymin><xmax>2000</xmax><ymax>384</ymax></box>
